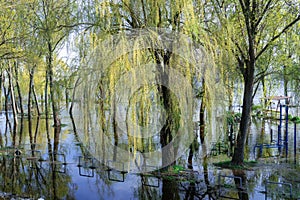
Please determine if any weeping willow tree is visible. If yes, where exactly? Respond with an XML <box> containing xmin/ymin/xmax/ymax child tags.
<box><xmin>72</xmin><ymin>0</ymin><xmax>225</xmax><ymax>172</ymax></box>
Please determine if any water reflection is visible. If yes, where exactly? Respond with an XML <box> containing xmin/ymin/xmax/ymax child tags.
<box><xmin>0</xmin><ymin>112</ymin><xmax>299</xmax><ymax>199</ymax></box>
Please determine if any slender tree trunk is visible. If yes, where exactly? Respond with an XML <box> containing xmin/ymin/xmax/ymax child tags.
<box><xmin>262</xmin><ymin>75</ymin><xmax>266</xmax><ymax>108</ymax></box>
<box><xmin>14</xmin><ymin>61</ymin><xmax>24</xmax><ymax>116</ymax></box>
<box><xmin>99</xmin><ymin>79</ymin><xmax>107</xmax><ymax>134</ymax></box>
<box><xmin>69</xmin><ymin>78</ymin><xmax>80</xmax><ymax>115</ymax></box>
<box><xmin>113</xmin><ymin>93</ymin><xmax>118</xmax><ymax>161</ymax></box>
<box><xmin>65</xmin><ymin>88</ymin><xmax>69</xmax><ymax>107</ymax></box>
<box><xmin>34</xmin><ymin>117</ymin><xmax>40</xmax><ymax>144</ymax></box>
<box><xmin>32</xmin><ymin>84</ymin><xmax>41</xmax><ymax>116</ymax></box>
<box><xmin>28</xmin><ymin>67</ymin><xmax>34</xmax><ymax>118</ymax></box>
<box><xmin>7</xmin><ymin>64</ymin><xmax>18</xmax><ymax>133</ymax></box>
<box><xmin>28</xmin><ymin>67</ymin><xmax>34</xmax><ymax>145</ymax></box>
<box><xmin>47</xmin><ymin>43</ymin><xmax>60</xmax><ymax>127</ymax></box>
<box><xmin>3</xmin><ymin>79</ymin><xmax>12</xmax><ymax>132</ymax></box>
<box><xmin>45</xmin><ymin>69</ymin><xmax>50</xmax><ymax>129</ymax></box>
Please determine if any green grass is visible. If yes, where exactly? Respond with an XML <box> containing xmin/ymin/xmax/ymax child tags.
<box><xmin>214</xmin><ymin>160</ymin><xmax>258</xmax><ymax>170</ymax></box>
<box><xmin>291</xmin><ymin>116</ymin><xmax>300</xmax><ymax>123</ymax></box>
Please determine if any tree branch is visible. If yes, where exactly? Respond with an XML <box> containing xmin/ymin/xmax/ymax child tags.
<box><xmin>256</xmin><ymin>14</ymin><xmax>300</xmax><ymax>60</ymax></box>
<box><xmin>234</xmin><ymin>40</ymin><xmax>247</xmax><ymax>61</ymax></box>
<box><xmin>252</xmin><ymin>81</ymin><xmax>260</xmax><ymax>100</ymax></box>
<box><xmin>254</xmin><ymin>0</ymin><xmax>273</xmax><ymax>29</ymax></box>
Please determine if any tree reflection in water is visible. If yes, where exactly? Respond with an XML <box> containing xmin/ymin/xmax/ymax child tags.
<box><xmin>232</xmin><ymin>170</ymin><xmax>249</xmax><ymax>200</ymax></box>
<box><xmin>0</xmin><ymin>118</ymin><xmax>75</xmax><ymax>199</ymax></box>
<box><xmin>0</xmin><ymin>113</ymin><xmax>299</xmax><ymax>199</ymax></box>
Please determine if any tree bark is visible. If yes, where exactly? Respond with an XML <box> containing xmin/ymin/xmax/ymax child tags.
<box><xmin>3</xmin><ymin>77</ymin><xmax>12</xmax><ymax>132</ymax></box>
<box><xmin>45</xmin><ymin>68</ymin><xmax>49</xmax><ymax>125</ymax></box>
<box><xmin>231</xmin><ymin>0</ymin><xmax>256</xmax><ymax>165</ymax></box>
<box><xmin>32</xmin><ymin>84</ymin><xmax>41</xmax><ymax>116</ymax></box>
<box><xmin>14</xmin><ymin>61</ymin><xmax>24</xmax><ymax>116</ymax></box>
<box><xmin>28</xmin><ymin>67</ymin><xmax>35</xmax><ymax>118</ymax></box>
<box><xmin>231</xmin><ymin>60</ymin><xmax>255</xmax><ymax>165</ymax></box>
<box><xmin>47</xmin><ymin>42</ymin><xmax>60</xmax><ymax>127</ymax></box>
<box><xmin>154</xmin><ymin>49</ymin><xmax>178</xmax><ymax>169</ymax></box>
<box><xmin>7</xmin><ymin>64</ymin><xmax>18</xmax><ymax>133</ymax></box>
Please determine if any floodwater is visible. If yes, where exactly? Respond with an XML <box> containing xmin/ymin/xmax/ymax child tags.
<box><xmin>0</xmin><ymin>109</ymin><xmax>300</xmax><ymax>200</ymax></box>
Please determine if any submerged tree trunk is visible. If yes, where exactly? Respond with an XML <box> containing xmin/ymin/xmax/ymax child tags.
<box><xmin>3</xmin><ymin>79</ymin><xmax>12</xmax><ymax>132</ymax></box>
<box><xmin>28</xmin><ymin>67</ymin><xmax>34</xmax><ymax>118</ymax></box>
<box><xmin>45</xmin><ymin>68</ymin><xmax>51</xmax><ymax>131</ymax></box>
<box><xmin>69</xmin><ymin>78</ymin><xmax>80</xmax><ymax>116</ymax></box>
<box><xmin>154</xmin><ymin>49</ymin><xmax>179</xmax><ymax>168</ymax></box>
<box><xmin>47</xmin><ymin>43</ymin><xmax>60</xmax><ymax>127</ymax></box>
<box><xmin>98</xmin><ymin>79</ymin><xmax>107</xmax><ymax>134</ymax></box>
<box><xmin>14</xmin><ymin>61</ymin><xmax>24</xmax><ymax>116</ymax></box>
<box><xmin>28</xmin><ymin>68</ymin><xmax>34</xmax><ymax>144</ymax></box>
<box><xmin>28</xmin><ymin>66</ymin><xmax>41</xmax><ymax>117</ymax></box>
<box><xmin>7</xmin><ymin>64</ymin><xmax>18</xmax><ymax>133</ymax></box>
<box><xmin>199</xmin><ymin>78</ymin><xmax>206</xmax><ymax>144</ymax></box>
<box><xmin>32</xmin><ymin>84</ymin><xmax>41</xmax><ymax>116</ymax></box>
<box><xmin>159</xmin><ymin>84</ymin><xmax>175</xmax><ymax>167</ymax></box>
<box><xmin>113</xmin><ymin>92</ymin><xmax>118</xmax><ymax>161</ymax></box>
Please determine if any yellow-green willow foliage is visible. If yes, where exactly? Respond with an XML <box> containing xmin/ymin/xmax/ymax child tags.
<box><xmin>73</xmin><ymin>0</ymin><xmax>225</xmax><ymax>171</ymax></box>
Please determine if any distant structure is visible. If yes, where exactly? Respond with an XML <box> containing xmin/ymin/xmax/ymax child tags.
<box><xmin>262</xmin><ymin>95</ymin><xmax>290</xmax><ymax>119</ymax></box>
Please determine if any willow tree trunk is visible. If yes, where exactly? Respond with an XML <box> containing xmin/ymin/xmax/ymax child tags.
<box><xmin>32</xmin><ymin>84</ymin><xmax>41</xmax><ymax>116</ymax></box>
<box><xmin>7</xmin><ymin>65</ymin><xmax>18</xmax><ymax>133</ymax></box>
<box><xmin>155</xmin><ymin>50</ymin><xmax>178</xmax><ymax>168</ymax></box>
<box><xmin>14</xmin><ymin>61</ymin><xmax>24</xmax><ymax>116</ymax></box>
<box><xmin>45</xmin><ymin>69</ymin><xmax>49</xmax><ymax>129</ymax></box>
<box><xmin>199</xmin><ymin>78</ymin><xmax>206</xmax><ymax>144</ymax></box>
<box><xmin>28</xmin><ymin>68</ymin><xmax>33</xmax><ymax>118</ymax></box>
<box><xmin>69</xmin><ymin>78</ymin><xmax>80</xmax><ymax>116</ymax></box>
<box><xmin>28</xmin><ymin>67</ymin><xmax>40</xmax><ymax>117</ymax></box>
<box><xmin>47</xmin><ymin>43</ymin><xmax>60</xmax><ymax>127</ymax></box>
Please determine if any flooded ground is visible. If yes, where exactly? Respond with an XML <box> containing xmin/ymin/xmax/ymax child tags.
<box><xmin>0</xmin><ymin>111</ymin><xmax>300</xmax><ymax>200</ymax></box>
